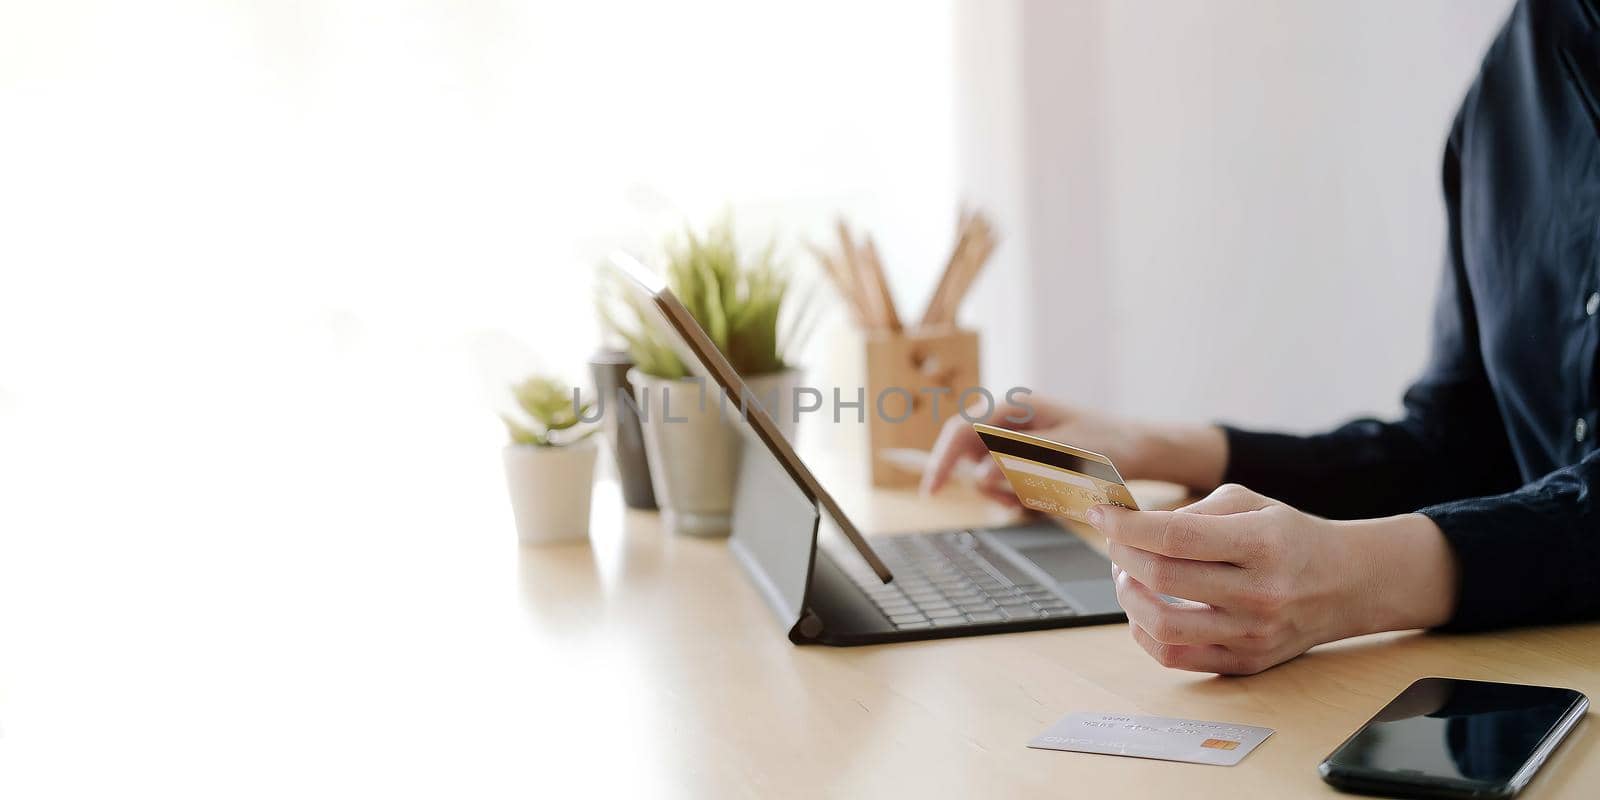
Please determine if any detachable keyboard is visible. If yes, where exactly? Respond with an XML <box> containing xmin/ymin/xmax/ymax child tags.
<box><xmin>838</xmin><ymin>530</ymin><xmax>1078</xmax><ymax>630</ymax></box>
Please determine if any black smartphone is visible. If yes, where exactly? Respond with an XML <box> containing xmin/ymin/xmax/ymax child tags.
<box><xmin>1319</xmin><ymin>677</ymin><xmax>1587</xmax><ymax>799</ymax></box>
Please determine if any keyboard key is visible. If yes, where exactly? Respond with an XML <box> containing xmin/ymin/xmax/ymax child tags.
<box><xmin>895</xmin><ymin>621</ymin><xmax>932</xmax><ymax>630</ymax></box>
<box><xmin>858</xmin><ymin>532</ymin><xmax>1092</xmax><ymax>629</ymax></box>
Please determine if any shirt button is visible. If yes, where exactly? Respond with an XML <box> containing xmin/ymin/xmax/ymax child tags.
<box><xmin>1577</xmin><ymin>418</ymin><xmax>1589</xmax><ymax>443</ymax></box>
<box><xmin>1587</xmin><ymin>292</ymin><xmax>1599</xmax><ymax>317</ymax></box>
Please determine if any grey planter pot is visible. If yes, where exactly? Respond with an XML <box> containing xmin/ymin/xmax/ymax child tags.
<box><xmin>629</xmin><ymin>368</ymin><xmax>800</xmax><ymax>537</ymax></box>
<box><xmin>589</xmin><ymin>350</ymin><xmax>656</xmax><ymax>510</ymax></box>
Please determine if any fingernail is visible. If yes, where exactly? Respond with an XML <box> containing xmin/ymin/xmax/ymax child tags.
<box><xmin>1085</xmin><ymin>505</ymin><xmax>1104</xmax><ymax>528</ymax></box>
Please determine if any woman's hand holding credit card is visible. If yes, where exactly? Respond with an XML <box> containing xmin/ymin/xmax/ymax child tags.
<box><xmin>1082</xmin><ymin>488</ymin><xmax>1456</xmax><ymax>675</ymax></box>
<box><xmin>920</xmin><ymin>403</ymin><xmax>1458</xmax><ymax>676</ymax></box>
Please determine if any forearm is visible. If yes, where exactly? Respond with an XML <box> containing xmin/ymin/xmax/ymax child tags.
<box><xmin>1333</xmin><ymin>513</ymin><xmax>1458</xmax><ymax>637</ymax></box>
<box><xmin>1127</xmin><ymin>422</ymin><xmax>1228</xmax><ymax>491</ymax></box>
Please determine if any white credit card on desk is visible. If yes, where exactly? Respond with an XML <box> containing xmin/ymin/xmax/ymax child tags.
<box><xmin>1028</xmin><ymin>712</ymin><xmax>1274</xmax><ymax>766</ymax></box>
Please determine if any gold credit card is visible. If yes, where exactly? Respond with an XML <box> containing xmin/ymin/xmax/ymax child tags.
<box><xmin>973</xmin><ymin>423</ymin><xmax>1139</xmax><ymax>522</ymax></box>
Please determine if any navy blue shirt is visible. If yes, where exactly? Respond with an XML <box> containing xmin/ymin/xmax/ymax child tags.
<box><xmin>1222</xmin><ymin>0</ymin><xmax>1600</xmax><ymax>632</ymax></box>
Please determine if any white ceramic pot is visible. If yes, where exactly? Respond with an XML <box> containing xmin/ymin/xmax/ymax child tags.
<box><xmin>502</xmin><ymin>438</ymin><xmax>599</xmax><ymax>545</ymax></box>
<box><xmin>629</xmin><ymin>368</ymin><xmax>801</xmax><ymax>537</ymax></box>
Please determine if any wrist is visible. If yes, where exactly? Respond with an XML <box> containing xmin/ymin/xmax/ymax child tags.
<box><xmin>1129</xmin><ymin>423</ymin><xmax>1228</xmax><ymax>491</ymax></box>
<box><xmin>1333</xmin><ymin>513</ymin><xmax>1458</xmax><ymax>635</ymax></box>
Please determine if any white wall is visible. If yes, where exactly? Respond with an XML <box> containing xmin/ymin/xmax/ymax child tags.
<box><xmin>959</xmin><ymin>0</ymin><xmax>1513</xmax><ymax>432</ymax></box>
<box><xmin>0</xmin><ymin>0</ymin><xmax>961</xmax><ymax>530</ymax></box>
<box><xmin>0</xmin><ymin>7</ymin><xmax>964</xmax><ymax>790</ymax></box>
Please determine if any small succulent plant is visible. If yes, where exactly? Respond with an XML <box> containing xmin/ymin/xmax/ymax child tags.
<box><xmin>501</xmin><ymin>375</ymin><xmax>595</xmax><ymax>447</ymax></box>
<box><xmin>601</xmin><ymin>217</ymin><xmax>816</xmax><ymax>379</ymax></box>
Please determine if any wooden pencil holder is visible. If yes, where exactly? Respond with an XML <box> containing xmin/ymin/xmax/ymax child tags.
<box><xmin>865</xmin><ymin>327</ymin><xmax>981</xmax><ymax>487</ymax></box>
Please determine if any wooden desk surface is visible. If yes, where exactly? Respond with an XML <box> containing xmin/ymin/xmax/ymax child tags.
<box><xmin>516</xmin><ymin>479</ymin><xmax>1600</xmax><ymax>799</ymax></box>
<box><xmin>4</xmin><ymin>468</ymin><xmax>1595</xmax><ymax>798</ymax></box>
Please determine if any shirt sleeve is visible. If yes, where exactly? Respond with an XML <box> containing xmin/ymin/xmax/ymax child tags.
<box><xmin>1420</xmin><ymin>452</ymin><xmax>1600</xmax><ymax>631</ymax></box>
<box><xmin>1220</xmin><ymin>110</ymin><xmax>1522</xmax><ymax>520</ymax></box>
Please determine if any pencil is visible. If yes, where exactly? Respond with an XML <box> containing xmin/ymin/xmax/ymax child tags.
<box><xmin>859</xmin><ymin>235</ymin><xmax>902</xmax><ymax>332</ymax></box>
